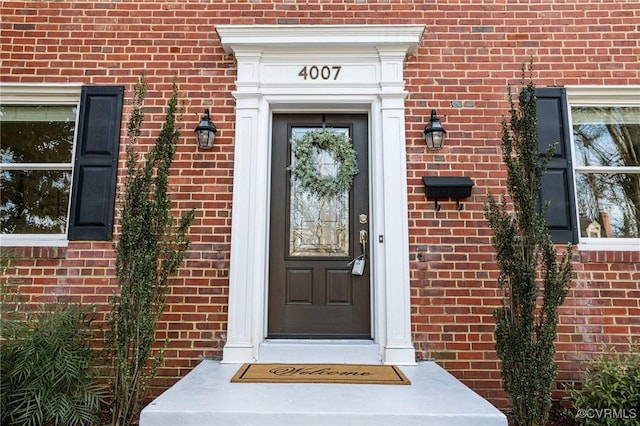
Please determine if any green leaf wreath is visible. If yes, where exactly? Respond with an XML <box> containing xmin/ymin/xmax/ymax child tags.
<box><xmin>289</xmin><ymin>128</ymin><xmax>359</xmax><ymax>197</ymax></box>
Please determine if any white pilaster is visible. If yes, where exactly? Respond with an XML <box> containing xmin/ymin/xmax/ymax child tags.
<box><xmin>376</xmin><ymin>46</ymin><xmax>416</xmax><ymax>364</ymax></box>
<box><xmin>222</xmin><ymin>92</ymin><xmax>263</xmax><ymax>363</ymax></box>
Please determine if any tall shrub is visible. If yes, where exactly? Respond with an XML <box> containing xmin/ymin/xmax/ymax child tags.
<box><xmin>107</xmin><ymin>76</ymin><xmax>194</xmax><ymax>426</ymax></box>
<box><xmin>484</xmin><ymin>73</ymin><xmax>573</xmax><ymax>426</ymax></box>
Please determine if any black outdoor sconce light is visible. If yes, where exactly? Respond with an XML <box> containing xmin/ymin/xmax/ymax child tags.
<box><xmin>194</xmin><ymin>109</ymin><xmax>217</xmax><ymax>149</ymax></box>
<box><xmin>423</xmin><ymin>109</ymin><xmax>447</xmax><ymax>150</ymax></box>
<box><xmin>423</xmin><ymin>176</ymin><xmax>474</xmax><ymax>211</ymax></box>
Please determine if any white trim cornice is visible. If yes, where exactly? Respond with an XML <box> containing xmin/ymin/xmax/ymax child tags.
<box><xmin>0</xmin><ymin>83</ymin><xmax>81</xmax><ymax>104</ymax></box>
<box><xmin>565</xmin><ymin>85</ymin><xmax>640</xmax><ymax>105</ymax></box>
<box><xmin>216</xmin><ymin>24</ymin><xmax>424</xmax><ymax>56</ymax></box>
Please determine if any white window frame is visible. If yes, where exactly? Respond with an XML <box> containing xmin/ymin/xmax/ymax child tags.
<box><xmin>0</xmin><ymin>83</ymin><xmax>82</xmax><ymax>247</ymax></box>
<box><xmin>566</xmin><ymin>85</ymin><xmax>640</xmax><ymax>251</ymax></box>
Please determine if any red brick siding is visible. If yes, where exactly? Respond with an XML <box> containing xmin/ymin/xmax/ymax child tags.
<box><xmin>2</xmin><ymin>0</ymin><xmax>639</xmax><ymax>409</ymax></box>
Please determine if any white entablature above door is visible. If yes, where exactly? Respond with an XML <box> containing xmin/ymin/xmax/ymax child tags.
<box><xmin>216</xmin><ymin>24</ymin><xmax>424</xmax><ymax>95</ymax></box>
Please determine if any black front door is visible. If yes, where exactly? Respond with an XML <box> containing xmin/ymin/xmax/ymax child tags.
<box><xmin>268</xmin><ymin>114</ymin><xmax>370</xmax><ymax>338</ymax></box>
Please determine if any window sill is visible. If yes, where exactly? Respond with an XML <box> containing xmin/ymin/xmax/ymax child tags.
<box><xmin>577</xmin><ymin>238</ymin><xmax>640</xmax><ymax>252</ymax></box>
<box><xmin>0</xmin><ymin>235</ymin><xmax>69</xmax><ymax>247</ymax></box>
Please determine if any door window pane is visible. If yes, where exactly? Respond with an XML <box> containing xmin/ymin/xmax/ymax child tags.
<box><xmin>289</xmin><ymin>127</ymin><xmax>350</xmax><ymax>257</ymax></box>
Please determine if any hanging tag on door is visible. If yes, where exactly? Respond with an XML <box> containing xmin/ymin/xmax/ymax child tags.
<box><xmin>351</xmin><ymin>255</ymin><xmax>366</xmax><ymax>276</ymax></box>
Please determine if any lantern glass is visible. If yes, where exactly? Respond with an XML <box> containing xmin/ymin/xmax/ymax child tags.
<box><xmin>197</xmin><ymin>128</ymin><xmax>215</xmax><ymax>149</ymax></box>
<box><xmin>425</xmin><ymin>131</ymin><xmax>445</xmax><ymax>150</ymax></box>
<box><xmin>194</xmin><ymin>109</ymin><xmax>217</xmax><ymax>149</ymax></box>
<box><xmin>423</xmin><ymin>110</ymin><xmax>446</xmax><ymax>150</ymax></box>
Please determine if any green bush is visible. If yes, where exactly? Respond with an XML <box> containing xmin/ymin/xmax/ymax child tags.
<box><xmin>566</xmin><ymin>344</ymin><xmax>640</xmax><ymax>426</ymax></box>
<box><xmin>107</xmin><ymin>76</ymin><xmax>193</xmax><ymax>426</ymax></box>
<box><xmin>0</xmin><ymin>302</ymin><xmax>106</xmax><ymax>426</ymax></box>
<box><xmin>484</xmin><ymin>68</ymin><xmax>572</xmax><ymax>426</ymax></box>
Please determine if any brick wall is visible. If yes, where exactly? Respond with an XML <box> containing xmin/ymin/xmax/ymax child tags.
<box><xmin>2</xmin><ymin>0</ymin><xmax>639</xmax><ymax>408</ymax></box>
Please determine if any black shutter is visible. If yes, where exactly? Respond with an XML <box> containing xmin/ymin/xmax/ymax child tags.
<box><xmin>536</xmin><ymin>87</ymin><xmax>578</xmax><ymax>243</ymax></box>
<box><xmin>68</xmin><ymin>86</ymin><xmax>123</xmax><ymax>240</ymax></box>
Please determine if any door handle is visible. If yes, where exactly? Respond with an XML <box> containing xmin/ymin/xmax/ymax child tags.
<box><xmin>350</xmin><ymin>230</ymin><xmax>368</xmax><ymax>276</ymax></box>
<box><xmin>359</xmin><ymin>230</ymin><xmax>368</xmax><ymax>255</ymax></box>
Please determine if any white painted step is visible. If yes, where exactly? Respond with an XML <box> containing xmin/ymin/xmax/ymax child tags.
<box><xmin>257</xmin><ymin>339</ymin><xmax>383</xmax><ymax>364</ymax></box>
<box><xmin>141</xmin><ymin>360</ymin><xmax>507</xmax><ymax>426</ymax></box>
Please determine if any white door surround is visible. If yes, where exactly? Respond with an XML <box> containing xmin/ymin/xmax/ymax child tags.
<box><xmin>216</xmin><ymin>25</ymin><xmax>424</xmax><ymax>365</ymax></box>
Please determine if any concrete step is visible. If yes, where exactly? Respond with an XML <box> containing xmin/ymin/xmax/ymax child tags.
<box><xmin>140</xmin><ymin>360</ymin><xmax>507</xmax><ymax>426</ymax></box>
<box><xmin>257</xmin><ymin>339</ymin><xmax>383</xmax><ymax>364</ymax></box>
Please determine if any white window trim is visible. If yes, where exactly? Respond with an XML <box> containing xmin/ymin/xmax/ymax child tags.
<box><xmin>565</xmin><ymin>85</ymin><xmax>640</xmax><ymax>251</ymax></box>
<box><xmin>0</xmin><ymin>83</ymin><xmax>82</xmax><ymax>247</ymax></box>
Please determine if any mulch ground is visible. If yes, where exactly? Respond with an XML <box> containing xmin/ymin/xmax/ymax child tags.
<box><xmin>505</xmin><ymin>402</ymin><xmax>579</xmax><ymax>426</ymax></box>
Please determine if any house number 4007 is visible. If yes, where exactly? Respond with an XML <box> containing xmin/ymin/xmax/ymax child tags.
<box><xmin>298</xmin><ymin>65</ymin><xmax>342</xmax><ymax>80</ymax></box>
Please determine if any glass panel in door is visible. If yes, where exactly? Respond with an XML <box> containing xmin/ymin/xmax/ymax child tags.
<box><xmin>289</xmin><ymin>127</ymin><xmax>350</xmax><ymax>257</ymax></box>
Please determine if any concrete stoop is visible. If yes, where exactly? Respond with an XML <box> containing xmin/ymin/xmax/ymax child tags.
<box><xmin>140</xmin><ymin>360</ymin><xmax>507</xmax><ymax>426</ymax></box>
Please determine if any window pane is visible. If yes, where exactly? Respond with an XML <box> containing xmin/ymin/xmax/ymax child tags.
<box><xmin>0</xmin><ymin>105</ymin><xmax>76</xmax><ymax>164</ymax></box>
<box><xmin>572</xmin><ymin>106</ymin><xmax>640</xmax><ymax>168</ymax></box>
<box><xmin>576</xmin><ymin>172</ymin><xmax>640</xmax><ymax>238</ymax></box>
<box><xmin>1</xmin><ymin>170</ymin><xmax>71</xmax><ymax>234</ymax></box>
<box><xmin>289</xmin><ymin>127</ymin><xmax>350</xmax><ymax>257</ymax></box>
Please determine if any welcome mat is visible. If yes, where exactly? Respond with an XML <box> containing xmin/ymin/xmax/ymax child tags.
<box><xmin>231</xmin><ymin>363</ymin><xmax>411</xmax><ymax>385</ymax></box>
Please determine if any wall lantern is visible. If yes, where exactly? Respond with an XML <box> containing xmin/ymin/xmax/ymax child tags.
<box><xmin>194</xmin><ymin>109</ymin><xmax>217</xmax><ymax>149</ymax></box>
<box><xmin>423</xmin><ymin>109</ymin><xmax>447</xmax><ymax>150</ymax></box>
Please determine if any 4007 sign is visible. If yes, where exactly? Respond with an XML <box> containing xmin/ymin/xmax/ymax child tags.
<box><xmin>298</xmin><ymin>65</ymin><xmax>342</xmax><ymax>81</ymax></box>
